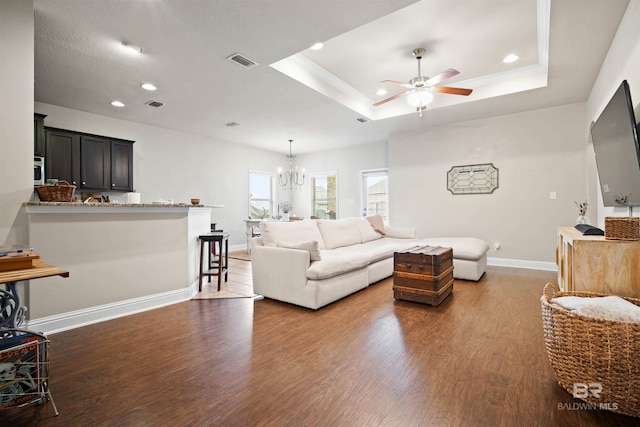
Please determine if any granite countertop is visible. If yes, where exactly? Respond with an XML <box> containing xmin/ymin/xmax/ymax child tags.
<box><xmin>23</xmin><ymin>201</ymin><xmax>204</xmax><ymax>208</ymax></box>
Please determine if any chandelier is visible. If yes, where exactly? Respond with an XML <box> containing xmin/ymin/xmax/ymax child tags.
<box><xmin>278</xmin><ymin>139</ymin><xmax>305</xmax><ymax>189</ymax></box>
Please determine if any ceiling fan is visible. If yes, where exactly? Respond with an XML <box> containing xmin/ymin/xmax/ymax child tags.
<box><xmin>373</xmin><ymin>48</ymin><xmax>473</xmax><ymax>116</ymax></box>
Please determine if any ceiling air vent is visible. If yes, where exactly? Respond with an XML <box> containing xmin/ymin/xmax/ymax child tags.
<box><xmin>226</xmin><ymin>53</ymin><xmax>259</xmax><ymax>69</ymax></box>
<box><xmin>145</xmin><ymin>100</ymin><xmax>164</xmax><ymax>108</ymax></box>
<box><xmin>225</xmin><ymin>122</ymin><xmax>240</xmax><ymax>128</ymax></box>
<box><xmin>356</xmin><ymin>117</ymin><xmax>369</xmax><ymax>123</ymax></box>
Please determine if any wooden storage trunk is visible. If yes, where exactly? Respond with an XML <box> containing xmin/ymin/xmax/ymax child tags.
<box><xmin>393</xmin><ymin>245</ymin><xmax>454</xmax><ymax>306</ymax></box>
<box><xmin>394</xmin><ymin>245</ymin><xmax>453</xmax><ymax>276</ymax></box>
<box><xmin>393</xmin><ymin>278</ymin><xmax>454</xmax><ymax>306</ymax></box>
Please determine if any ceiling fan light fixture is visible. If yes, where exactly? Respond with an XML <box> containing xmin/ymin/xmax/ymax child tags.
<box><xmin>407</xmin><ymin>90</ymin><xmax>433</xmax><ymax>108</ymax></box>
<box><xmin>373</xmin><ymin>47</ymin><xmax>471</xmax><ymax>112</ymax></box>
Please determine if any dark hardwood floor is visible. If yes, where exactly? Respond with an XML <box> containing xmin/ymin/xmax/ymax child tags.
<box><xmin>1</xmin><ymin>264</ymin><xmax>638</xmax><ymax>426</ymax></box>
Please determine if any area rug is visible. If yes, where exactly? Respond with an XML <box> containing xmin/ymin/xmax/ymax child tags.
<box><xmin>192</xmin><ymin>289</ymin><xmax>260</xmax><ymax>300</ymax></box>
<box><xmin>192</xmin><ymin>283</ymin><xmax>259</xmax><ymax>300</ymax></box>
<box><xmin>229</xmin><ymin>250</ymin><xmax>251</xmax><ymax>261</ymax></box>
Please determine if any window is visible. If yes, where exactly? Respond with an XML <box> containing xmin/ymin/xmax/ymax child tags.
<box><xmin>311</xmin><ymin>172</ymin><xmax>337</xmax><ymax>219</ymax></box>
<box><xmin>361</xmin><ymin>169</ymin><xmax>389</xmax><ymax>223</ymax></box>
<box><xmin>249</xmin><ymin>171</ymin><xmax>275</xmax><ymax>218</ymax></box>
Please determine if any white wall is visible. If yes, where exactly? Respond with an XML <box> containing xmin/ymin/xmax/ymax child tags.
<box><xmin>34</xmin><ymin>102</ymin><xmax>285</xmax><ymax>249</ymax></box>
<box><xmin>389</xmin><ymin>102</ymin><xmax>588</xmax><ymax>263</ymax></box>
<box><xmin>0</xmin><ymin>0</ymin><xmax>34</xmax><ymax>245</ymax></box>
<box><xmin>587</xmin><ymin>0</ymin><xmax>640</xmax><ymax>225</ymax></box>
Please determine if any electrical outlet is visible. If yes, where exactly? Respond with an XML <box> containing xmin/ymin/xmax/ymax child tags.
<box><xmin>494</xmin><ymin>242</ymin><xmax>501</xmax><ymax>251</ymax></box>
<box><xmin>550</xmin><ymin>191</ymin><xmax>557</xmax><ymax>200</ymax></box>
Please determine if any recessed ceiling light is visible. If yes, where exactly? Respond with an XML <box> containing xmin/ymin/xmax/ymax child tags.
<box><xmin>310</xmin><ymin>42</ymin><xmax>324</xmax><ymax>50</ymax></box>
<box><xmin>141</xmin><ymin>83</ymin><xmax>157</xmax><ymax>91</ymax></box>
<box><xmin>111</xmin><ymin>101</ymin><xmax>125</xmax><ymax>107</ymax></box>
<box><xmin>503</xmin><ymin>54</ymin><xmax>519</xmax><ymax>63</ymax></box>
<box><xmin>376</xmin><ymin>89</ymin><xmax>387</xmax><ymax>96</ymax></box>
<box><xmin>122</xmin><ymin>42</ymin><xmax>143</xmax><ymax>54</ymax></box>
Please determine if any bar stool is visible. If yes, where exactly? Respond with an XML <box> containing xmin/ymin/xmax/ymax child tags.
<box><xmin>198</xmin><ymin>232</ymin><xmax>229</xmax><ymax>291</ymax></box>
<box><xmin>210</xmin><ymin>223</ymin><xmax>223</xmax><ymax>257</ymax></box>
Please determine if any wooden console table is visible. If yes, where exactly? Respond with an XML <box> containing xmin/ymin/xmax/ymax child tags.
<box><xmin>556</xmin><ymin>226</ymin><xmax>640</xmax><ymax>298</ymax></box>
<box><xmin>0</xmin><ymin>259</ymin><xmax>69</xmax><ymax>329</ymax></box>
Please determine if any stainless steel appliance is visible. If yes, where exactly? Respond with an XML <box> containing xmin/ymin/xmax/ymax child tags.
<box><xmin>34</xmin><ymin>156</ymin><xmax>45</xmax><ymax>186</ymax></box>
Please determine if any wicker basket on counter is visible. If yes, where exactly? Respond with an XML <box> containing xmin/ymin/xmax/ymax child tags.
<box><xmin>35</xmin><ymin>180</ymin><xmax>76</xmax><ymax>202</ymax></box>
<box><xmin>541</xmin><ymin>283</ymin><xmax>640</xmax><ymax>417</ymax></box>
<box><xmin>604</xmin><ymin>216</ymin><xmax>639</xmax><ymax>240</ymax></box>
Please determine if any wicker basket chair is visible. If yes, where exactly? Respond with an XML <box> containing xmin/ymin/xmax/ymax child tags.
<box><xmin>541</xmin><ymin>283</ymin><xmax>640</xmax><ymax>418</ymax></box>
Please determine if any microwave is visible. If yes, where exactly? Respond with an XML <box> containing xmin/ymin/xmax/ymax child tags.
<box><xmin>34</xmin><ymin>156</ymin><xmax>45</xmax><ymax>186</ymax></box>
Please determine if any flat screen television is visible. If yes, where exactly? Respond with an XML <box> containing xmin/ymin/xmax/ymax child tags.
<box><xmin>591</xmin><ymin>80</ymin><xmax>640</xmax><ymax>207</ymax></box>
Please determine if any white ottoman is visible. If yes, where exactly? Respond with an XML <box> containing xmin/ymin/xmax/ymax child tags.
<box><xmin>420</xmin><ymin>237</ymin><xmax>490</xmax><ymax>281</ymax></box>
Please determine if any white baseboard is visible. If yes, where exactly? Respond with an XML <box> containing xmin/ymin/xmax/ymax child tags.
<box><xmin>488</xmin><ymin>257</ymin><xmax>557</xmax><ymax>271</ymax></box>
<box><xmin>26</xmin><ymin>287</ymin><xmax>194</xmax><ymax>335</ymax></box>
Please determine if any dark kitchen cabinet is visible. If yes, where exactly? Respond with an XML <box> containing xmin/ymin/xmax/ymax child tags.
<box><xmin>45</xmin><ymin>128</ymin><xmax>80</xmax><ymax>186</ymax></box>
<box><xmin>34</xmin><ymin>113</ymin><xmax>47</xmax><ymax>157</ymax></box>
<box><xmin>45</xmin><ymin>127</ymin><xmax>134</xmax><ymax>192</ymax></box>
<box><xmin>80</xmin><ymin>135</ymin><xmax>110</xmax><ymax>190</ymax></box>
<box><xmin>110</xmin><ymin>140</ymin><xmax>134</xmax><ymax>191</ymax></box>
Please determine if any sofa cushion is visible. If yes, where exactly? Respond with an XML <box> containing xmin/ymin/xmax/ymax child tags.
<box><xmin>306</xmin><ymin>251</ymin><xmax>371</xmax><ymax>280</ymax></box>
<box><xmin>316</xmin><ymin>218</ymin><xmax>362</xmax><ymax>250</ymax></box>
<box><xmin>260</xmin><ymin>220</ymin><xmax>326</xmax><ymax>249</ymax></box>
<box><xmin>332</xmin><ymin>237</ymin><xmax>419</xmax><ymax>263</ymax></box>
<box><xmin>356</xmin><ymin>217</ymin><xmax>383</xmax><ymax>243</ymax></box>
<box><xmin>385</xmin><ymin>226</ymin><xmax>417</xmax><ymax>239</ymax></box>
<box><xmin>421</xmin><ymin>237</ymin><xmax>489</xmax><ymax>261</ymax></box>
<box><xmin>278</xmin><ymin>240</ymin><xmax>322</xmax><ymax>261</ymax></box>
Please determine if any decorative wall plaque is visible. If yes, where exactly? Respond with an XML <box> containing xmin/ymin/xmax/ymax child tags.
<box><xmin>447</xmin><ymin>163</ymin><xmax>498</xmax><ymax>194</ymax></box>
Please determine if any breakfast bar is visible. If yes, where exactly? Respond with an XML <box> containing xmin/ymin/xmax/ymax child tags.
<box><xmin>22</xmin><ymin>202</ymin><xmax>213</xmax><ymax>333</ymax></box>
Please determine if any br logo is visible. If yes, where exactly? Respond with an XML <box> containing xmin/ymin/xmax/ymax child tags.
<box><xmin>572</xmin><ymin>383</ymin><xmax>602</xmax><ymax>399</ymax></box>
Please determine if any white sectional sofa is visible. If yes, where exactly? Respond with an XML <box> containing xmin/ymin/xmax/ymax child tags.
<box><xmin>251</xmin><ymin>217</ymin><xmax>489</xmax><ymax>310</ymax></box>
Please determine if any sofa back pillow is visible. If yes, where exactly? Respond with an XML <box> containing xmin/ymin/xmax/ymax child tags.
<box><xmin>260</xmin><ymin>220</ymin><xmax>325</xmax><ymax>249</ymax></box>
<box><xmin>366</xmin><ymin>215</ymin><xmax>386</xmax><ymax>235</ymax></box>
<box><xmin>316</xmin><ymin>218</ymin><xmax>362</xmax><ymax>249</ymax></box>
<box><xmin>356</xmin><ymin>217</ymin><xmax>383</xmax><ymax>243</ymax></box>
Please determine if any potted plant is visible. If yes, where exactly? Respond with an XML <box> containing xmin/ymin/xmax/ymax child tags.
<box><xmin>574</xmin><ymin>200</ymin><xmax>589</xmax><ymax>225</ymax></box>
<box><xmin>280</xmin><ymin>201</ymin><xmax>292</xmax><ymax>220</ymax></box>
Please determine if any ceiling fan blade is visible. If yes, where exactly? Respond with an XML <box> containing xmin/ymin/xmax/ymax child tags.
<box><xmin>373</xmin><ymin>91</ymin><xmax>410</xmax><ymax>106</ymax></box>
<box><xmin>434</xmin><ymin>86</ymin><xmax>473</xmax><ymax>96</ymax></box>
<box><xmin>425</xmin><ymin>68</ymin><xmax>459</xmax><ymax>86</ymax></box>
<box><xmin>381</xmin><ymin>80</ymin><xmax>414</xmax><ymax>89</ymax></box>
